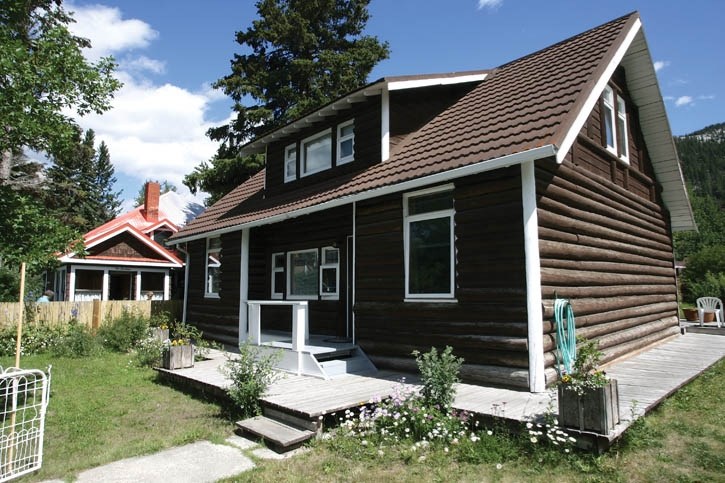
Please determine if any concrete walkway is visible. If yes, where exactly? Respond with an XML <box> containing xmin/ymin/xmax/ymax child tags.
<box><xmin>41</xmin><ymin>435</ymin><xmax>307</xmax><ymax>483</ymax></box>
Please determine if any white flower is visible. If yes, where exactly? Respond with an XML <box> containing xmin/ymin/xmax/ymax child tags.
<box><xmin>378</xmin><ymin>450</ymin><xmax>384</xmax><ymax>456</ymax></box>
<box><xmin>564</xmin><ymin>448</ymin><xmax>570</xmax><ymax>453</ymax></box>
<box><xmin>496</xmin><ymin>463</ymin><xmax>503</xmax><ymax>470</ymax></box>
<box><xmin>530</xmin><ymin>436</ymin><xmax>538</xmax><ymax>443</ymax></box>
<box><xmin>444</xmin><ymin>447</ymin><xmax>449</xmax><ymax>453</ymax></box>
<box><xmin>361</xmin><ymin>440</ymin><xmax>368</xmax><ymax>446</ymax></box>
<box><xmin>526</xmin><ymin>422</ymin><xmax>533</xmax><ymax>429</ymax></box>
<box><xmin>487</xmin><ymin>430</ymin><xmax>493</xmax><ymax>436</ymax></box>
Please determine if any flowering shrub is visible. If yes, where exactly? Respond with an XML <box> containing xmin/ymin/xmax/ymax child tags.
<box><xmin>0</xmin><ymin>323</ymin><xmax>64</xmax><ymax>356</ymax></box>
<box><xmin>525</xmin><ymin>420</ymin><xmax>576</xmax><ymax>452</ymax></box>
<box><xmin>223</xmin><ymin>342</ymin><xmax>281</xmax><ymax>418</ymax></box>
<box><xmin>559</xmin><ymin>338</ymin><xmax>609</xmax><ymax>396</ymax></box>
<box><xmin>413</xmin><ymin>345</ymin><xmax>463</xmax><ymax>411</ymax></box>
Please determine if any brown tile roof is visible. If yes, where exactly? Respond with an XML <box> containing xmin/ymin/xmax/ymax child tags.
<box><xmin>172</xmin><ymin>13</ymin><xmax>637</xmax><ymax>242</ymax></box>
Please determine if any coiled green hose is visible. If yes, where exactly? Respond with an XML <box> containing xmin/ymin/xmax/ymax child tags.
<box><xmin>554</xmin><ymin>298</ymin><xmax>577</xmax><ymax>374</ymax></box>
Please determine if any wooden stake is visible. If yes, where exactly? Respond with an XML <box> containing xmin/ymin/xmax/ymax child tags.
<box><xmin>15</xmin><ymin>262</ymin><xmax>25</xmax><ymax>368</ymax></box>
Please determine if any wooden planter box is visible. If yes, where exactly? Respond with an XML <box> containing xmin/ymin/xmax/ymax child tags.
<box><xmin>558</xmin><ymin>379</ymin><xmax>620</xmax><ymax>435</ymax></box>
<box><xmin>152</xmin><ymin>328</ymin><xmax>169</xmax><ymax>342</ymax></box>
<box><xmin>162</xmin><ymin>345</ymin><xmax>194</xmax><ymax>370</ymax></box>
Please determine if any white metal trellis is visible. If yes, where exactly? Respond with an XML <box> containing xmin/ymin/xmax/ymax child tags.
<box><xmin>0</xmin><ymin>366</ymin><xmax>51</xmax><ymax>482</ymax></box>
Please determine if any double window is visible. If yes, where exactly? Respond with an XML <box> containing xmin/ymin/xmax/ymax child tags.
<box><xmin>205</xmin><ymin>237</ymin><xmax>221</xmax><ymax>297</ymax></box>
<box><xmin>290</xmin><ymin>120</ymin><xmax>354</xmax><ymax>180</ymax></box>
<box><xmin>404</xmin><ymin>186</ymin><xmax>455</xmax><ymax>300</ymax></box>
<box><xmin>272</xmin><ymin>246</ymin><xmax>340</xmax><ymax>300</ymax></box>
<box><xmin>602</xmin><ymin>85</ymin><xmax>629</xmax><ymax>163</ymax></box>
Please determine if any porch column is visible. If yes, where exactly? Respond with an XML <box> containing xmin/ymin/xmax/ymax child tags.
<box><xmin>134</xmin><ymin>271</ymin><xmax>142</xmax><ymax>300</ymax></box>
<box><xmin>182</xmin><ymin>248</ymin><xmax>189</xmax><ymax>323</ymax></box>
<box><xmin>102</xmin><ymin>270</ymin><xmax>110</xmax><ymax>301</ymax></box>
<box><xmin>163</xmin><ymin>271</ymin><xmax>170</xmax><ymax>300</ymax></box>
<box><xmin>521</xmin><ymin>160</ymin><xmax>546</xmax><ymax>393</ymax></box>
<box><xmin>68</xmin><ymin>267</ymin><xmax>76</xmax><ymax>301</ymax></box>
<box><xmin>238</xmin><ymin>228</ymin><xmax>250</xmax><ymax>346</ymax></box>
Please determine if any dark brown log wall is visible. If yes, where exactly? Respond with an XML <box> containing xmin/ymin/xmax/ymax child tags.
<box><xmin>185</xmin><ymin>231</ymin><xmax>243</xmax><ymax>344</ymax></box>
<box><xmin>537</xmin><ymin>145</ymin><xmax>677</xmax><ymax>385</ymax></box>
<box><xmin>355</xmin><ymin>168</ymin><xmax>532</xmax><ymax>389</ymax></box>
<box><xmin>248</xmin><ymin>205</ymin><xmax>353</xmax><ymax>337</ymax></box>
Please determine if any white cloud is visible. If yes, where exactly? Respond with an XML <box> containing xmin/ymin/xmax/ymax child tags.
<box><xmin>697</xmin><ymin>94</ymin><xmax>715</xmax><ymax>101</ymax></box>
<box><xmin>653</xmin><ymin>60</ymin><xmax>670</xmax><ymax>72</ymax></box>
<box><xmin>120</xmin><ymin>55</ymin><xmax>166</xmax><ymax>75</ymax></box>
<box><xmin>477</xmin><ymin>0</ymin><xmax>502</xmax><ymax>10</ymax></box>
<box><xmin>67</xmin><ymin>3</ymin><xmax>158</xmax><ymax>62</ymax></box>
<box><xmin>65</xmin><ymin>3</ymin><xmax>227</xmax><ymax>204</ymax></box>
<box><xmin>675</xmin><ymin>96</ymin><xmax>693</xmax><ymax>107</ymax></box>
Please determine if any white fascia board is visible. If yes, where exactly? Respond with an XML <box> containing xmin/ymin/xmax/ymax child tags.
<box><xmin>143</xmin><ymin>219</ymin><xmax>179</xmax><ymax>234</ymax></box>
<box><xmin>387</xmin><ymin>73</ymin><xmax>488</xmax><ymax>91</ymax></box>
<box><xmin>59</xmin><ymin>257</ymin><xmax>182</xmax><ymax>268</ymax></box>
<box><xmin>170</xmin><ymin>144</ymin><xmax>557</xmax><ymax>245</ymax></box>
<box><xmin>556</xmin><ymin>18</ymin><xmax>642</xmax><ymax>164</ymax></box>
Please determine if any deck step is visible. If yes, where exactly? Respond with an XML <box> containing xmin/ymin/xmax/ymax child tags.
<box><xmin>236</xmin><ymin>415</ymin><xmax>315</xmax><ymax>450</ymax></box>
<box><xmin>318</xmin><ymin>351</ymin><xmax>377</xmax><ymax>377</ymax></box>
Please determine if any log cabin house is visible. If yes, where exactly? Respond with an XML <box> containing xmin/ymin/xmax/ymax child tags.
<box><xmin>54</xmin><ymin>182</ymin><xmax>203</xmax><ymax>302</ymax></box>
<box><xmin>168</xmin><ymin>12</ymin><xmax>695</xmax><ymax>391</ymax></box>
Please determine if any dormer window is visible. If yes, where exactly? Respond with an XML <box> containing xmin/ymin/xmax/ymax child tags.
<box><xmin>602</xmin><ymin>85</ymin><xmax>629</xmax><ymax>163</ymax></box>
<box><xmin>284</xmin><ymin>143</ymin><xmax>297</xmax><ymax>183</ymax></box>
<box><xmin>301</xmin><ymin>129</ymin><xmax>332</xmax><ymax>177</ymax></box>
<box><xmin>337</xmin><ymin>120</ymin><xmax>354</xmax><ymax>164</ymax></box>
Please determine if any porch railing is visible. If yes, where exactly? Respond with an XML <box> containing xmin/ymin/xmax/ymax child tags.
<box><xmin>246</xmin><ymin>300</ymin><xmax>309</xmax><ymax>352</ymax></box>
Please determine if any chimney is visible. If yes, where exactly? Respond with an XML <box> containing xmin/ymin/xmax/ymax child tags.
<box><xmin>142</xmin><ymin>181</ymin><xmax>160</xmax><ymax>222</ymax></box>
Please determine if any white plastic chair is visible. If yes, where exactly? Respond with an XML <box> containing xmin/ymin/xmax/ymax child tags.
<box><xmin>696</xmin><ymin>297</ymin><xmax>723</xmax><ymax>328</ymax></box>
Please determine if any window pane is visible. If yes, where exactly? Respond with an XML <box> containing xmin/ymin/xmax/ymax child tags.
<box><xmin>323</xmin><ymin>248</ymin><xmax>339</xmax><ymax>264</ymax></box>
<box><xmin>290</xmin><ymin>251</ymin><xmax>318</xmax><ymax>296</ymax></box>
<box><xmin>321</xmin><ymin>268</ymin><xmax>337</xmax><ymax>294</ymax></box>
<box><xmin>285</xmin><ymin>159</ymin><xmax>296</xmax><ymax>178</ymax></box>
<box><xmin>339</xmin><ymin>138</ymin><xmax>353</xmax><ymax>159</ymax></box>
<box><xmin>303</xmin><ymin>133</ymin><xmax>331</xmax><ymax>174</ymax></box>
<box><xmin>273</xmin><ymin>253</ymin><xmax>285</xmax><ymax>268</ymax></box>
<box><xmin>409</xmin><ymin>217</ymin><xmax>451</xmax><ymax>294</ymax></box>
<box><xmin>273</xmin><ymin>271</ymin><xmax>285</xmax><ymax>294</ymax></box>
<box><xmin>408</xmin><ymin>190</ymin><xmax>453</xmax><ymax>215</ymax></box>
<box><xmin>603</xmin><ymin>104</ymin><xmax>615</xmax><ymax>148</ymax></box>
<box><xmin>208</xmin><ymin>266</ymin><xmax>220</xmax><ymax>294</ymax></box>
<box><xmin>616</xmin><ymin>97</ymin><xmax>627</xmax><ymax>158</ymax></box>
<box><xmin>340</xmin><ymin>124</ymin><xmax>354</xmax><ymax>137</ymax></box>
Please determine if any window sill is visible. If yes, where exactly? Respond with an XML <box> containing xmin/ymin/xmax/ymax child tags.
<box><xmin>404</xmin><ymin>298</ymin><xmax>458</xmax><ymax>304</ymax></box>
<box><xmin>204</xmin><ymin>293</ymin><xmax>220</xmax><ymax>299</ymax></box>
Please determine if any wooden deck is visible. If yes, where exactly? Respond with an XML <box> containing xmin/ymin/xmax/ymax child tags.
<box><xmin>157</xmin><ymin>332</ymin><xmax>724</xmax><ymax>446</ymax></box>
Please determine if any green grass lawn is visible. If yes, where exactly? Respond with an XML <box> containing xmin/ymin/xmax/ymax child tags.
<box><xmin>2</xmin><ymin>352</ymin><xmax>235</xmax><ymax>482</ymax></box>
<box><xmin>3</xmin><ymin>353</ymin><xmax>723</xmax><ymax>482</ymax></box>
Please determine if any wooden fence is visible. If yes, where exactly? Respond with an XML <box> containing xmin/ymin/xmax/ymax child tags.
<box><xmin>0</xmin><ymin>300</ymin><xmax>183</xmax><ymax>330</ymax></box>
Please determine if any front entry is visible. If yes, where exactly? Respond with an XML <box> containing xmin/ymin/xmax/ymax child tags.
<box><xmin>109</xmin><ymin>272</ymin><xmax>133</xmax><ymax>300</ymax></box>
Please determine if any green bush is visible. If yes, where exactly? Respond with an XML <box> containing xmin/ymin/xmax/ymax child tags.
<box><xmin>51</xmin><ymin>320</ymin><xmax>100</xmax><ymax>358</ymax></box>
<box><xmin>0</xmin><ymin>323</ymin><xmax>64</xmax><ymax>357</ymax></box>
<box><xmin>223</xmin><ymin>342</ymin><xmax>281</xmax><ymax>418</ymax></box>
<box><xmin>131</xmin><ymin>328</ymin><xmax>167</xmax><ymax>367</ymax></box>
<box><xmin>413</xmin><ymin>346</ymin><xmax>463</xmax><ymax>411</ymax></box>
<box><xmin>682</xmin><ymin>245</ymin><xmax>725</xmax><ymax>302</ymax></box>
<box><xmin>97</xmin><ymin>309</ymin><xmax>149</xmax><ymax>352</ymax></box>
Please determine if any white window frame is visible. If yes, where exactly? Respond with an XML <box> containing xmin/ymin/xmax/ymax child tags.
<box><xmin>403</xmin><ymin>184</ymin><xmax>456</xmax><ymax>300</ymax></box>
<box><xmin>284</xmin><ymin>143</ymin><xmax>297</xmax><ymax>183</ymax></box>
<box><xmin>205</xmin><ymin>237</ymin><xmax>221</xmax><ymax>298</ymax></box>
<box><xmin>287</xmin><ymin>248</ymin><xmax>319</xmax><ymax>300</ymax></box>
<box><xmin>271</xmin><ymin>252</ymin><xmax>285</xmax><ymax>299</ymax></box>
<box><xmin>336</xmin><ymin>119</ymin><xmax>355</xmax><ymax>165</ymax></box>
<box><xmin>319</xmin><ymin>246</ymin><xmax>340</xmax><ymax>300</ymax></box>
<box><xmin>301</xmin><ymin>129</ymin><xmax>332</xmax><ymax>177</ymax></box>
<box><xmin>602</xmin><ymin>85</ymin><xmax>629</xmax><ymax>164</ymax></box>
<box><xmin>616</xmin><ymin>95</ymin><xmax>629</xmax><ymax>163</ymax></box>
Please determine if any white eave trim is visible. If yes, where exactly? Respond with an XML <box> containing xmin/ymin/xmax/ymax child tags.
<box><xmin>58</xmin><ymin>257</ymin><xmax>182</xmax><ymax>269</ymax></box>
<box><xmin>556</xmin><ymin>18</ymin><xmax>642</xmax><ymax>164</ymax></box>
<box><xmin>387</xmin><ymin>73</ymin><xmax>488</xmax><ymax>91</ymax></box>
<box><xmin>170</xmin><ymin>144</ymin><xmax>557</xmax><ymax>245</ymax></box>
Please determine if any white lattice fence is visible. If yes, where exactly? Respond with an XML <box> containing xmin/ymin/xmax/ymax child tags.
<box><xmin>0</xmin><ymin>367</ymin><xmax>51</xmax><ymax>482</ymax></box>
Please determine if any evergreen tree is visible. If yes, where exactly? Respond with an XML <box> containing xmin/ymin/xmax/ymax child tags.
<box><xmin>184</xmin><ymin>0</ymin><xmax>389</xmax><ymax>204</ymax></box>
<box><xmin>45</xmin><ymin>128</ymin><xmax>120</xmax><ymax>232</ymax></box>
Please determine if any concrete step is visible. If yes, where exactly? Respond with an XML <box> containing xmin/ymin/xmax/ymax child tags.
<box><xmin>236</xmin><ymin>416</ymin><xmax>315</xmax><ymax>450</ymax></box>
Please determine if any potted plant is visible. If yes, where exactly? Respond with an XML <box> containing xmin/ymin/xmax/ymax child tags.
<box><xmin>557</xmin><ymin>338</ymin><xmax>619</xmax><ymax>435</ymax></box>
<box><xmin>162</xmin><ymin>338</ymin><xmax>194</xmax><ymax>370</ymax></box>
<box><xmin>151</xmin><ymin>322</ymin><xmax>169</xmax><ymax>342</ymax></box>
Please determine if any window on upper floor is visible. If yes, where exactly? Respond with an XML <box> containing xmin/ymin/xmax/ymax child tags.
<box><xmin>602</xmin><ymin>85</ymin><xmax>629</xmax><ymax>163</ymax></box>
<box><xmin>337</xmin><ymin>120</ymin><xmax>354</xmax><ymax>165</ymax></box>
<box><xmin>205</xmin><ymin>237</ymin><xmax>221</xmax><ymax>297</ymax></box>
<box><xmin>301</xmin><ymin>129</ymin><xmax>332</xmax><ymax>177</ymax></box>
<box><xmin>284</xmin><ymin>143</ymin><xmax>297</xmax><ymax>183</ymax></box>
<box><xmin>403</xmin><ymin>185</ymin><xmax>455</xmax><ymax>300</ymax></box>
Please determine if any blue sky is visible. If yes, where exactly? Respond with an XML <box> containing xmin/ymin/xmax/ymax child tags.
<box><xmin>65</xmin><ymin>0</ymin><xmax>724</xmax><ymax>206</ymax></box>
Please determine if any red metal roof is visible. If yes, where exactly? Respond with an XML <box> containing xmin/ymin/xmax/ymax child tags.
<box><xmin>172</xmin><ymin>13</ymin><xmax>637</xmax><ymax>242</ymax></box>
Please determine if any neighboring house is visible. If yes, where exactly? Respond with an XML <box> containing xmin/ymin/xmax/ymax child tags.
<box><xmin>168</xmin><ymin>13</ymin><xmax>695</xmax><ymax>392</ymax></box>
<box><xmin>54</xmin><ymin>182</ymin><xmax>204</xmax><ymax>302</ymax></box>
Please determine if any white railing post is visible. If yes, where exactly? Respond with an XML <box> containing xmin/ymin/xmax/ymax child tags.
<box><xmin>291</xmin><ymin>302</ymin><xmax>308</xmax><ymax>352</ymax></box>
<box><xmin>248</xmin><ymin>302</ymin><xmax>261</xmax><ymax>346</ymax></box>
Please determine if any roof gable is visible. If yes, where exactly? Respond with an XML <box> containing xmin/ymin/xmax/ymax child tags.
<box><xmin>171</xmin><ymin>12</ymin><xmax>694</xmax><ymax>242</ymax></box>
